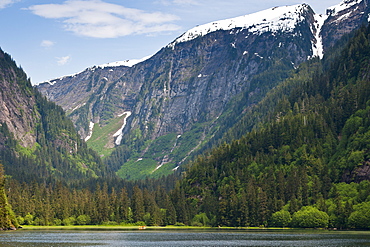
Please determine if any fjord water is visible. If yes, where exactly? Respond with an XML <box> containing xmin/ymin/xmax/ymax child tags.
<box><xmin>1</xmin><ymin>230</ymin><xmax>370</xmax><ymax>247</ymax></box>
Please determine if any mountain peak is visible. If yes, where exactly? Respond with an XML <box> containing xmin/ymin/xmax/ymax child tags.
<box><xmin>168</xmin><ymin>4</ymin><xmax>312</xmax><ymax>48</ymax></box>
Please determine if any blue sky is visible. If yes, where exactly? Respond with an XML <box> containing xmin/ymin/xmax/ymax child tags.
<box><xmin>0</xmin><ymin>0</ymin><xmax>342</xmax><ymax>84</ymax></box>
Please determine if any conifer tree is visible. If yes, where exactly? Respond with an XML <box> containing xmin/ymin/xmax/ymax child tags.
<box><xmin>132</xmin><ymin>186</ymin><xmax>145</xmax><ymax>223</ymax></box>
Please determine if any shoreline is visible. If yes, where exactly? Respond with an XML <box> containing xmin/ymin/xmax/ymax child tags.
<box><xmin>17</xmin><ymin>225</ymin><xmax>359</xmax><ymax>232</ymax></box>
<box><xmin>19</xmin><ymin>225</ymin><xmax>292</xmax><ymax>231</ymax></box>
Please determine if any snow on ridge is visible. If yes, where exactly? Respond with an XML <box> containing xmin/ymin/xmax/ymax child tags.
<box><xmin>97</xmin><ymin>55</ymin><xmax>153</xmax><ymax>69</ymax></box>
<box><xmin>327</xmin><ymin>0</ymin><xmax>362</xmax><ymax>15</ymax></box>
<box><xmin>113</xmin><ymin>111</ymin><xmax>132</xmax><ymax>146</ymax></box>
<box><xmin>36</xmin><ymin>72</ymin><xmax>80</xmax><ymax>86</ymax></box>
<box><xmin>169</xmin><ymin>4</ymin><xmax>310</xmax><ymax>47</ymax></box>
<box><xmin>37</xmin><ymin>55</ymin><xmax>153</xmax><ymax>86</ymax></box>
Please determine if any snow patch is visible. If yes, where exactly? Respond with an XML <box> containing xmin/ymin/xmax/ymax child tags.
<box><xmin>113</xmin><ymin>111</ymin><xmax>132</xmax><ymax>146</ymax></box>
<box><xmin>168</xmin><ymin>4</ymin><xmax>309</xmax><ymax>47</ymax></box>
<box><xmin>85</xmin><ymin>121</ymin><xmax>95</xmax><ymax>142</ymax></box>
<box><xmin>336</xmin><ymin>10</ymin><xmax>354</xmax><ymax>21</ymax></box>
<box><xmin>311</xmin><ymin>14</ymin><xmax>327</xmax><ymax>58</ymax></box>
<box><xmin>254</xmin><ymin>53</ymin><xmax>264</xmax><ymax>59</ymax></box>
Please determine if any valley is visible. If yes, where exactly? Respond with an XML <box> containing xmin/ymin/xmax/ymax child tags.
<box><xmin>0</xmin><ymin>0</ymin><xmax>370</xmax><ymax>231</ymax></box>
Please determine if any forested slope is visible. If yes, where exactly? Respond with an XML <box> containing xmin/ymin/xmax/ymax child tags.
<box><xmin>0</xmin><ymin>49</ymin><xmax>106</xmax><ymax>183</ymax></box>
<box><xmin>173</xmin><ymin>24</ymin><xmax>370</xmax><ymax>228</ymax></box>
<box><xmin>6</xmin><ymin>25</ymin><xmax>370</xmax><ymax>229</ymax></box>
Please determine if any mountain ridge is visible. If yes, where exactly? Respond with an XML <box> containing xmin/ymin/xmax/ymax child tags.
<box><xmin>36</xmin><ymin>0</ymin><xmax>370</xmax><ymax>179</ymax></box>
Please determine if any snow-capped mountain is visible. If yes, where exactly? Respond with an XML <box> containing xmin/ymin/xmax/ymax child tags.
<box><xmin>36</xmin><ymin>0</ymin><xmax>370</xmax><ymax>178</ymax></box>
<box><xmin>170</xmin><ymin>4</ymin><xmax>311</xmax><ymax>47</ymax></box>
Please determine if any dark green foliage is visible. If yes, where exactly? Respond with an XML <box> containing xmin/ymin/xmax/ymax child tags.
<box><xmin>6</xmin><ymin>178</ymin><xmax>177</xmax><ymax>226</ymax></box>
<box><xmin>0</xmin><ymin>164</ymin><xmax>18</xmax><ymax>229</ymax></box>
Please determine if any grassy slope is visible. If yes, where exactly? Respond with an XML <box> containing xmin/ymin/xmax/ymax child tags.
<box><xmin>87</xmin><ymin>113</ymin><xmax>130</xmax><ymax>157</ymax></box>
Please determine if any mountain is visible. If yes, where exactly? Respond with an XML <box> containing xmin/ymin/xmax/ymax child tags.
<box><xmin>0</xmin><ymin>49</ymin><xmax>105</xmax><ymax>183</ymax></box>
<box><xmin>172</xmin><ymin>23</ymin><xmax>370</xmax><ymax>228</ymax></box>
<box><xmin>36</xmin><ymin>0</ymin><xmax>370</xmax><ymax>180</ymax></box>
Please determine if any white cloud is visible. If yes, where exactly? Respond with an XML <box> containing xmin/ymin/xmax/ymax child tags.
<box><xmin>0</xmin><ymin>0</ymin><xmax>19</xmax><ymax>9</ymax></box>
<box><xmin>173</xmin><ymin>0</ymin><xmax>199</xmax><ymax>4</ymax></box>
<box><xmin>27</xmin><ymin>0</ymin><xmax>181</xmax><ymax>38</ymax></box>
<box><xmin>41</xmin><ymin>40</ymin><xmax>55</xmax><ymax>48</ymax></box>
<box><xmin>57</xmin><ymin>56</ymin><xmax>71</xmax><ymax>66</ymax></box>
<box><xmin>157</xmin><ymin>0</ymin><xmax>199</xmax><ymax>5</ymax></box>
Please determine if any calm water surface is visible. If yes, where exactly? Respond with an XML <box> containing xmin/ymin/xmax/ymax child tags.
<box><xmin>1</xmin><ymin>230</ymin><xmax>370</xmax><ymax>247</ymax></box>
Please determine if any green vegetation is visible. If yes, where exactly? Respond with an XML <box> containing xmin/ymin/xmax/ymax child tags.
<box><xmin>291</xmin><ymin>207</ymin><xmax>329</xmax><ymax>228</ymax></box>
<box><xmin>0</xmin><ymin>164</ymin><xmax>18</xmax><ymax>229</ymax></box>
<box><xmin>117</xmin><ymin>158</ymin><xmax>158</xmax><ymax>180</ymax></box>
<box><xmin>7</xmin><ymin>180</ymin><xmax>177</xmax><ymax>227</ymax></box>
<box><xmin>348</xmin><ymin>202</ymin><xmax>370</xmax><ymax>229</ymax></box>
<box><xmin>87</xmin><ymin>113</ymin><xmax>130</xmax><ymax>157</ymax></box>
<box><xmin>143</xmin><ymin>133</ymin><xmax>178</xmax><ymax>159</ymax></box>
<box><xmin>270</xmin><ymin>210</ymin><xmax>291</xmax><ymax>227</ymax></box>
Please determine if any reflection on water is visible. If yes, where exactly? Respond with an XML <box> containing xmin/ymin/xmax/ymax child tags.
<box><xmin>1</xmin><ymin>230</ymin><xmax>370</xmax><ymax>247</ymax></box>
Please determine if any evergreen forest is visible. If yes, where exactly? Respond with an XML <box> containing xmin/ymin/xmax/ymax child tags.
<box><xmin>2</xmin><ymin>24</ymin><xmax>370</xmax><ymax>230</ymax></box>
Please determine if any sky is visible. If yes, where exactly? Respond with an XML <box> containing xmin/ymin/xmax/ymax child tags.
<box><xmin>0</xmin><ymin>0</ymin><xmax>343</xmax><ymax>84</ymax></box>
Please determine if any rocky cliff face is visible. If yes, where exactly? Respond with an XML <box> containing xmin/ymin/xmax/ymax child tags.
<box><xmin>36</xmin><ymin>0</ymin><xmax>370</xmax><ymax>178</ymax></box>
<box><xmin>0</xmin><ymin>50</ymin><xmax>38</xmax><ymax>148</ymax></box>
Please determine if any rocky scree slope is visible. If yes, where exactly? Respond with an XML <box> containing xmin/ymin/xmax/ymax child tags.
<box><xmin>36</xmin><ymin>0</ymin><xmax>370</xmax><ymax>179</ymax></box>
